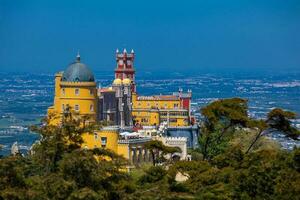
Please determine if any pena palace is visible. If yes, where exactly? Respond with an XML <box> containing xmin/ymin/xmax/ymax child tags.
<box><xmin>47</xmin><ymin>49</ymin><xmax>199</xmax><ymax>166</ymax></box>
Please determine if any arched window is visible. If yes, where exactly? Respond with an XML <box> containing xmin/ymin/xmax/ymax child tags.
<box><xmin>90</xmin><ymin>104</ymin><xmax>94</xmax><ymax>112</ymax></box>
<box><xmin>101</xmin><ymin>137</ymin><xmax>107</xmax><ymax>148</ymax></box>
<box><xmin>75</xmin><ymin>88</ymin><xmax>79</xmax><ymax>95</ymax></box>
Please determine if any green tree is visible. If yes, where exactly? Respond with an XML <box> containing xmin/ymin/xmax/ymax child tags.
<box><xmin>268</xmin><ymin>108</ymin><xmax>300</xmax><ymax>139</ymax></box>
<box><xmin>139</xmin><ymin>166</ymin><xmax>167</xmax><ymax>184</ymax></box>
<box><xmin>144</xmin><ymin>140</ymin><xmax>181</xmax><ymax>166</ymax></box>
<box><xmin>246</xmin><ymin>108</ymin><xmax>300</xmax><ymax>154</ymax></box>
<box><xmin>200</xmin><ymin>98</ymin><xmax>252</xmax><ymax>160</ymax></box>
<box><xmin>0</xmin><ymin>112</ymin><xmax>131</xmax><ymax>200</ymax></box>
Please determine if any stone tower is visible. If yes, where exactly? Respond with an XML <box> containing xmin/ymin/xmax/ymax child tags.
<box><xmin>114</xmin><ymin>48</ymin><xmax>136</xmax><ymax>92</ymax></box>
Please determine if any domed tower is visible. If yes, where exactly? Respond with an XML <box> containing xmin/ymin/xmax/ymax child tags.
<box><xmin>50</xmin><ymin>53</ymin><xmax>97</xmax><ymax>124</ymax></box>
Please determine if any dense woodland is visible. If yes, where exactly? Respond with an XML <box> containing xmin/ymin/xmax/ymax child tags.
<box><xmin>0</xmin><ymin>98</ymin><xmax>300</xmax><ymax>200</ymax></box>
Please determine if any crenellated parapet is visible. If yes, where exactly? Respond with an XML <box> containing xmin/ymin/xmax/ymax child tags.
<box><xmin>165</xmin><ymin>137</ymin><xmax>187</xmax><ymax>142</ymax></box>
<box><xmin>60</xmin><ymin>82</ymin><xmax>96</xmax><ymax>87</ymax></box>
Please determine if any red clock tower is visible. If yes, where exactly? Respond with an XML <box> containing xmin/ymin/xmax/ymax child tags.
<box><xmin>114</xmin><ymin>48</ymin><xmax>136</xmax><ymax>92</ymax></box>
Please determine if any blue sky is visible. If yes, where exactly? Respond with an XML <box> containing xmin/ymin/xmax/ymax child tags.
<box><xmin>0</xmin><ymin>0</ymin><xmax>299</xmax><ymax>73</ymax></box>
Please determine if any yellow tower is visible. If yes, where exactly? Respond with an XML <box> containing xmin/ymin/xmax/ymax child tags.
<box><xmin>48</xmin><ymin>53</ymin><xmax>97</xmax><ymax>125</ymax></box>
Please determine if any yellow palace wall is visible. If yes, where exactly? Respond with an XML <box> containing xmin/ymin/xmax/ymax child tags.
<box><xmin>48</xmin><ymin>72</ymin><xmax>98</xmax><ymax>124</ymax></box>
<box><xmin>131</xmin><ymin>93</ymin><xmax>189</xmax><ymax>126</ymax></box>
<box><xmin>117</xmin><ymin>143</ymin><xmax>130</xmax><ymax>159</ymax></box>
<box><xmin>132</xmin><ymin>93</ymin><xmax>181</xmax><ymax>110</ymax></box>
<box><xmin>132</xmin><ymin>110</ymin><xmax>160</xmax><ymax>126</ymax></box>
<box><xmin>82</xmin><ymin>129</ymin><xmax>119</xmax><ymax>153</ymax></box>
<box><xmin>81</xmin><ymin>129</ymin><xmax>132</xmax><ymax>161</ymax></box>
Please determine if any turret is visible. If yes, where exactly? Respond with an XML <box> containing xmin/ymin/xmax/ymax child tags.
<box><xmin>114</xmin><ymin>48</ymin><xmax>136</xmax><ymax>92</ymax></box>
<box><xmin>76</xmin><ymin>51</ymin><xmax>81</xmax><ymax>62</ymax></box>
<box><xmin>49</xmin><ymin>54</ymin><xmax>98</xmax><ymax>125</ymax></box>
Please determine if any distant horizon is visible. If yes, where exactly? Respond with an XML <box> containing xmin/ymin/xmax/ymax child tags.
<box><xmin>1</xmin><ymin>66</ymin><xmax>300</xmax><ymax>79</ymax></box>
<box><xmin>1</xmin><ymin>58</ymin><xmax>300</xmax><ymax>75</ymax></box>
<box><xmin>1</xmin><ymin>0</ymin><xmax>300</xmax><ymax>73</ymax></box>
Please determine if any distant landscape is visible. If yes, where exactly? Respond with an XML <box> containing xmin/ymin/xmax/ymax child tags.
<box><xmin>1</xmin><ymin>70</ymin><xmax>299</xmax><ymax>155</ymax></box>
<box><xmin>1</xmin><ymin>0</ymin><xmax>300</xmax><ymax>199</ymax></box>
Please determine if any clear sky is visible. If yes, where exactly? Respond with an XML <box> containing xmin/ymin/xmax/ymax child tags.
<box><xmin>0</xmin><ymin>0</ymin><xmax>299</xmax><ymax>73</ymax></box>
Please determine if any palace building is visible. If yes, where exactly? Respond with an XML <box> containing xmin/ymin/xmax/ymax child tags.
<box><xmin>99</xmin><ymin>49</ymin><xmax>194</xmax><ymax>128</ymax></box>
<box><xmin>47</xmin><ymin>50</ymin><xmax>198</xmax><ymax>166</ymax></box>
<box><xmin>132</xmin><ymin>90</ymin><xmax>192</xmax><ymax>127</ymax></box>
<box><xmin>47</xmin><ymin>53</ymin><xmax>98</xmax><ymax>125</ymax></box>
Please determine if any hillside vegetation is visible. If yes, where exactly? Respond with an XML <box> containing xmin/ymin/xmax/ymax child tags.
<box><xmin>0</xmin><ymin>98</ymin><xmax>299</xmax><ymax>200</ymax></box>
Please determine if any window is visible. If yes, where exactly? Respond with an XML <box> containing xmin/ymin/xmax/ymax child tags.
<box><xmin>62</xmin><ymin>104</ymin><xmax>65</xmax><ymax>111</ymax></box>
<box><xmin>90</xmin><ymin>104</ymin><xmax>94</xmax><ymax>112</ymax></box>
<box><xmin>101</xmin><ymin>137</ymin><xmax>107</xmax><ymax>148</ymax></box>
<box><xmin>62</xmin><ymin>89</ymin><xmax>65</xmax><ymax>95</ymax></box>
<box><xmin>90</xmin><ymin>89</ymin><xmax>93</xmax><ymax>95</ymax></box>
<box><xmin>141</xmin><ymin>118</ymin><xmax>148</xmax><ymax>123</ymax></box>
<box><xmin>174</xmin><ymin>104</ymin><xmax>178</xmax><ymax>108</ymax></box>
<box><xmin>75</xmin><ymin>104</ymin><xmax>79</xmax><ymax>111</ymax></box>
<box><xmin>75</xmin><ymin>88</ymin><xmax>79</xmax><ymax>95</ymax></box>
<box><xmin>170</xmin><ymin>118</ymin><xmax>177</xmax><ymax>123</ymax></box>
<box><xmin>94</xmin><ymin>133</ymin><xmax>98</xmax><ymax>140</ymax></box>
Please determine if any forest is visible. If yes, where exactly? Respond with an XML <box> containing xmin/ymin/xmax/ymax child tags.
<box><xmin>0</xmin><ymin>98</ymin><xmax>299</xmax><ymax>200</ymax></box>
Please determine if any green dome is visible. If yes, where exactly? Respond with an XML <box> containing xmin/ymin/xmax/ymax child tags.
<box><xmin>62</xmin><ymin>54</ymin><xmax>95</xmax><ymax>82</ymax></box>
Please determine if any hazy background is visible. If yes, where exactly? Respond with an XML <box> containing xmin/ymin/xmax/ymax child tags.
<box><xmin>0</xmin><ymin>0</ymin><xmax>299</xmax><ymax>73</ymax></box>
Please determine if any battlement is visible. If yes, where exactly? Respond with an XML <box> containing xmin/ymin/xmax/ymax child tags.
<box><xmin>60</xmin><ymin>82</ymin><xmax>96</xmax><ymax>87</ymax></box>
<box><xmin>100</xmin><ymin>126</ymin><xmax>120</xmax><ymax>132</ymax></box>
<box><xmin>55</xmin><ymin>72</ymin><xmax>63</xmax><ymax>77</ymax></box>
<box><xmin>116</xmin><ymin>48</ymin><xmax>134</xmax><ymax>58</ymax></box>
<box><xmin>137</xmin><ymin>95</ymin><xmax>180</xmax><ymax>101</ymax></box>
<box><xmin>118</xmin><ymin>137</ymin><xmax>152</xmax><ymax>144</ymax></box>
<box><xmin>116</xmin><ymin>53</ymin><xmax>134</xmax><ymax>59</ymax></box>
<box><xmin>165</xmin><ymin>137</ymin><xmax>187</xmax><ymax>142</ymax></box>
